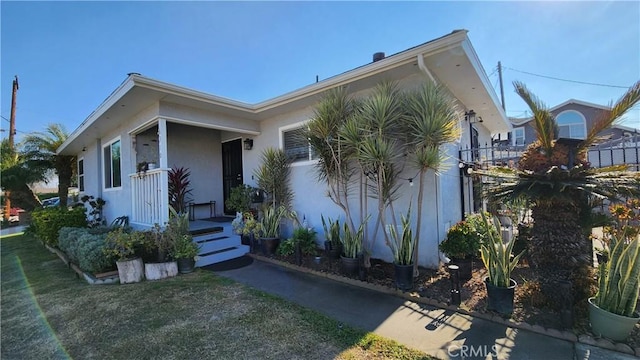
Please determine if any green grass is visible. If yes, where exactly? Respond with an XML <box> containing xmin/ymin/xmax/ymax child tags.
<box><xmin>1</xmin><ymin>234</ymin><xmax>435</xmax><ymax>359</ymax></box>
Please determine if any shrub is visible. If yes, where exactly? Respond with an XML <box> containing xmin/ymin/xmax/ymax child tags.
<box><xmin>439</xmin><ymin>220</ymin><xmax>481</xmax><ymax>259</ymax></box>
<box><xmin>465</xmin><ymin>211</ymin><xmax>500</xmax><ymax>244</ymax></box>
<box><xmin>31</xmin><ymin>207</ymin><xmax>87</xmax><ymax>247</ymax></box>
<box><xmin>76</xmin><ymin>232</ymin><xmax>113</xmax><ymax>274</ymax></box>
<box><xmin>104</xmin><ymin>227</ymin><xmax>145</xmax><ymax>261</ymax></box>
<box><xmin>277</xmin><ymin>227</ymin><xmax>318</xmax><ymax>256</ymax></box>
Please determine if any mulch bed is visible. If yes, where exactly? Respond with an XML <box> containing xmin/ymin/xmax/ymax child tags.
<box><xmin>259</xmin><ymin>248</ymin><xmax>639</xmax><ymax>348</ymax></box>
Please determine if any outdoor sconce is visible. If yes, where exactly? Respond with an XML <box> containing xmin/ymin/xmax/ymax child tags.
<box><xmin>465</xmin><ymin>110</ymin><xmax>476</xmax><ymax>123</ymax></box>
<box><xmin>243</xmin><ymin>138</ymin><xmax>254</xmax><ymax>150</ymax></box>
<box><xmin>459</xmin><ymin>162</ymin><xmax>474</xmax><ymax>177</ymax></box>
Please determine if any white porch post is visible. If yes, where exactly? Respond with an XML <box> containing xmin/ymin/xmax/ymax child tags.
<box><xmin>158</xmin><ymin>118</ymin><xmax>169</xmax><ymax>224</ymax></box>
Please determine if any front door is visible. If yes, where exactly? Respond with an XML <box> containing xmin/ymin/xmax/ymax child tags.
<box><xmin>222</xmin><ymin>139</ymin><xmax>243</xmax><ymax>215</ymax></box>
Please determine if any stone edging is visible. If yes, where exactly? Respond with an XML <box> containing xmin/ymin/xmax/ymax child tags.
<box><xmin>247</xmin><ymin>253</ymin><xmax>639</xmax><ymax>357</ymax></box>
<box><xmin>45</xmin><ymin>244</ymin><xmax>120</xmax><ymax>285</ymax></box>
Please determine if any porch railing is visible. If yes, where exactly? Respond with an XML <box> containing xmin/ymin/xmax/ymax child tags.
<box><xmin>130</xmin><ymin>168</ymin><xmax>169</xmax><ymax>227</ymax></box>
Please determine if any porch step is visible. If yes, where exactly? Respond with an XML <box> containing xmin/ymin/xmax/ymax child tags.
<box><xmin>189</xmin><ymin>226</ymin><xmax>223</xmax><ymax>237</ymax></box>
<box><xmin>196</xmin><ymin>235</ymin><xmax>243</xmax><ymax>254</ymax></box>
<box><xmin>195</xmin><ymin>245</ymin><xmax>249</xmax><ymax>267</ymax></box>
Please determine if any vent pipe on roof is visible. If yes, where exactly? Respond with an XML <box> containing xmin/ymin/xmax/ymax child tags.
<box><xmin>373</xmin><ymin>52</ymin><xmax>385</xmax><ymax>62</ymax></box>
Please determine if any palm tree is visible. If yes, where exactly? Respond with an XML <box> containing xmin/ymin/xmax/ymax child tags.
<box><xmin>21</xmin><ymin>123</ymin><xmax>75</xmax><ymax>209</ymax></box>
<box><xmin>1</xmin><ymin>139</ymin><xmax>48</xmax><ymax>210</ymax></box>
<box><xmin>483</xmin><ymin>80</ymin><xmax>640</xmax><ymax>304</ymax></box>
<box><xmin>404</xmin><ymin>80</ymin><xmax>461</xmax><ymax>275</ymax></box>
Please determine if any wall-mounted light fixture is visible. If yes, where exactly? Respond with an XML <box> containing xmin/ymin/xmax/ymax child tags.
<box><xmin>243</xmin><ymin>138</ymin><xmax>254</xmax><ymax>150</ymax></box>
<box><xmin>82</xmin><ymin>146</ymin><xmax>87</xmax><ymax>152</ymax></box>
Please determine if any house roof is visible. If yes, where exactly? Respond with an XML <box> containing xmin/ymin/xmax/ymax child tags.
<box><xmin>510</xmin><ymin>98</ymin><xmax>612</xmax><ymax>126</ymax></box>
<box><xmin>58</xmin><ymin>30</ymin><xmax>510</xmax><ymax>155</ymax></box>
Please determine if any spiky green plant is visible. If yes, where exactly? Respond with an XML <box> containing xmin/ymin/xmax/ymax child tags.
<box><xmin>388</xmin><ymin>207</ymin><xmax>415</xmax><ymax>266</ymax></box>
<box><xmin>479</xmin><ymin>213</ymin><xmax>524</xmax><ymax>288</ymax></box>
<box><xmin>594</xmin><ymin>230</ymin><xmax>640</xmax><ymax>317</ymax></box>
<box><xmin>341</xmin><ymin>218</ymin><xmax>368</xmax><ymax>258</ymax></box>
<box><xmin>258</xmin><ymin>205</ymin><xmax>289</xmax><ymax>238</ymax></box>
<box><xmin>254</xmin><ymin>148</ymin><xmax>293</xmax><ymax>209</ymax></box>
<box><xmin>321</xmin><ymin>215</ymin><xmax>341</xmax><ymax>245</ymax></box>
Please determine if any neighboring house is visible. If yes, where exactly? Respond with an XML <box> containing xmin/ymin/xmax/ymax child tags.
<box><xmin>57</xmin><ymin>30</ymin><xmax>510</xmax><ymax>268</ymax></box>
<box><xmin>509</xmin><ymin>99</ymin><xmax>639</xmax><ymax>147</ymax></box>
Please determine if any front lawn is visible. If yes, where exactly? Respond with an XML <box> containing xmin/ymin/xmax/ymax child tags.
<box><xmin>1</xmin><ymin>233</ymin><xmax>433</xmax><ymax>360</ymax></box>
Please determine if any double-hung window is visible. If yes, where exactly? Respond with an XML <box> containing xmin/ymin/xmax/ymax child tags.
<box><xmin>103</xmin><ymin>138</ymin><xmax>122</xmax><ymax>189</ymax></box>
<box><xmin>513</xmin><ymin>127</ymin><xmax>525</xmax><ymax>146</ymax></box>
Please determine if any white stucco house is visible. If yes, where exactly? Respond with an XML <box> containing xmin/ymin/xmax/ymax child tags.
<box><xmin>57</xmin><ymin>30</ymin><xmax>510</xmax><ymax>268</ymax></box>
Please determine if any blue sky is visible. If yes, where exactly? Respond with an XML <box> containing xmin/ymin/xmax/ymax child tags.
<box><xmin>1</xmin><ymin>1</ymin><xmax>639</xmax><ymax>142</ymax></box>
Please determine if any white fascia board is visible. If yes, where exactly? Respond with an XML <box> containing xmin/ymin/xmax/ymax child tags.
<box><xmin>57</xmin><ymin>78</ymin><xmax>135</xmax><ymax>154</ymax></box>
<box><xmin>461</xmin><ymin>40</ymin><xmax>511</xmax><ymax>132</ymax></box>
<box><xmin>131</xmin><ymin>76</ymin><xmax>259</xmax><ymax>113</ymax></box>
<box><xmin>253</xmin><ymin>30</ymin><xmax>470</xmax><ymax>112</ymax></box>
<box><xmin>551</xmin><ymin>99</ymin><xmax>610</xmax><ymax>112</ymax></box>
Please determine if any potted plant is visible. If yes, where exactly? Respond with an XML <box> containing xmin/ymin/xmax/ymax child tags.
<box><xmin>321</xmin><ymin>215</ymin><xmax>342</xmax><ymax>259</ymax></box>
<box><xmin>480</xmin><ymin>214</ymin><xmax>524</xmax><ymax>316</ymax></box>
<box><xmin>439</xmin><ymin>219</ymin><xmax>481</xmax><ymax>281</ymax></box>
<box><xmin>588</xmin><ymin>229</ymin><xmax>640</xmax><ymax>341</ymax></box>
<box><xmin>172</xmin><ymin>234</ymin><xmax>200</xmax><ymax>274</ymax></box>
<box><xmin>340</xmin><ymin>220</ymin><xmax>367</xmax><ymax>276</ymax></box>
<box><xmin>388</xmin><ymin>207</ymin><xmax>416</xmax><ymax>291</ymax></box>
<box><xmin>257</xmin><ymin>205</ymin><xmax>289</xmax><ymax>256</ymax></box>
<box><xmin>144</xmin><ymin>207</ymin><xmax>186</xmax><ymax>280</ymax></box>
<box><xmin>104</xmin><ymin>227</ymin><xmax>145</xmax><ymax>284</ymax></box>
<box><xmin>277</xmin><ymin>226</ymin><xmax>318</xmax><ymax>265</ymax></box>
<box><xmin>226</xmin><ymin>184</ymin><xmax>257</xmax><ymax>214</ymax></box>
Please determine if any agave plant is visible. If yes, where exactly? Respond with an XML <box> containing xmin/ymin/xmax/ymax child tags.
<box><xmin>594</xmin><ymin>229</ymin><xmax>640</xmax><ymax>317</ymax></box>
<box><xmin>480</xmin><ymin>214</ymin><xmax>524</xmax><ymax>288</ymax></box>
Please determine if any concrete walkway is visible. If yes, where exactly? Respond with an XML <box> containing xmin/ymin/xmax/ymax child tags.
<box><xmin>0</xmin><ymin>225</ymin><xmax>25</xmax><ymax>237</ymax></box>
<box><xmin>213</xmin><ymin>259</ymin><xmax>636</xmax><ymax>360</ymax></box>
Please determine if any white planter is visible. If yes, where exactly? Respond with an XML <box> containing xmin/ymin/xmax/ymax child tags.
<box><xmin>144</xmin><ymin>261</ymin><xmax>178</xmax><ymax>280</ymax></box>
<box><xmin>116</xmin><ymin>258</ymin><xmax>144</xmax><ymax>284</ymax></box>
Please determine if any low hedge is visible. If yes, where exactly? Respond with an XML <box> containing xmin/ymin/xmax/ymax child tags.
<box><xmin>30</xmin><ymin>207</ymin><xmax>87</xmax><ymax>247</ymax></box>
<box><xmin>57</xmin><ymin>226</ymin><xmax>115</xmax><ymax>274</ymax></box>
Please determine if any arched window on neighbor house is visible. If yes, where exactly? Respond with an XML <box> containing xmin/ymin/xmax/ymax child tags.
<box><xmin>556</xmin><ymin>110</ymin><xmax>587</xmax><ymax>139</ymax></box>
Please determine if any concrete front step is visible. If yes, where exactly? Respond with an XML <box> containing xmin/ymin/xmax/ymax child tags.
<box><xmin>196</xmin><ymin>235</ymin><xmax>243</xmax><ymax>254</ymax></box>
<box><xmin>195</xmin><ymin>245</ymin><xmax>249</xmax><ymax>267</ymax></box>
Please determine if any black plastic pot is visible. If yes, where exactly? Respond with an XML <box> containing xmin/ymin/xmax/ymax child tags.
<box><xmin>240</xmin><ymin>235</ymin><xmax>250</xmax><ymax>246</ymax></box>
<box><xmin>485</xmin><ymin>277</ymin><xmax>516</xmax><ymax>315</ymax></box>
<box><xmin>394</xmin><ymin>263</ymin><xmax>414</xmax><ymax>291</ymax></box>
<box><xmin>341</xmin><ymin>256</ymin><xmax>359</xmax><ymax>276</ymax></box>
<box><xmin>260</xmin><ymin>237</ymin><xmax>279</xmax><ymax>256</ymax></box>
<box><xmin>176</xmin><ymin>258</ymin><xmax>195</xmax><ymax>274</ymax></box>
<box><xmin>452</xmin><ymin>257</ymin><xmax>473</xmax><ymax>281</ymax></box>
<box><xmin>324</xmin><ymin>241</ymin><xmax>343</xmax><ymax>259</ymax></box>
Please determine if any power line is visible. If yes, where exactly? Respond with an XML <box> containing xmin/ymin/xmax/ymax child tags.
<box><xmin>504</xmin><ymin>66</ymin><xmax>630</xmax><ymax>89</ymax></box>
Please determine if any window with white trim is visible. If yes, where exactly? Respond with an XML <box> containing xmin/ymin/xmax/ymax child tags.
<box><xmin>556</xmin><ymin>110</ymin><xmax>586</xmax><ymax>139</ymax></box>
<box><xmin>513</xmin><ymin>127</ymin><xmax>525</xmax><ymax>146</ymax></box>
<box><xmin>103</xmin><ymin>138</ymin><xmax>122</xmax><ymax>189</ymax></box>
<box><xmin>77</xmin><ymin>158</ymin><xmax>85</xmax><ymax>192</ymax></box>
<box><xmin>282</xmin><ymin>126</ymin><xmax>316</xmax><ymax>163</ymax></box>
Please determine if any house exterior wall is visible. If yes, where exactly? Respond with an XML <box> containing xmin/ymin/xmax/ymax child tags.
<box><xmin>159</xmin><ymin>102</ymin><xmax>259</xmax><ymax>134</ymax></box>
<box><xmin>76</xmin><ymin>103</ymin><xmax>160</xmax><ymax>224</ymax></box>
<box><xmin>238</xmin><ymin>73</ymin><xmax>466</xmax><ymax>268</ymax></box>
<box><xmin>166</xmin><ymin>123</ymin><xmax>223</xmax><ymax>218</ymax></box>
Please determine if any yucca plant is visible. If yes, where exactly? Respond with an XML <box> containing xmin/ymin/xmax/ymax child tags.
<box><xmin>388</xmin><ymin>207</ymin><xmax>415</xmax><ymax>266</ymax></box>
<box><xmin>321</xmin><ymin>215</ymin><xmax>341</xmax><ymax>245</ymax></box>
<box><xmin>594</xmin><ymin>229</ymin><xmax>640</xmax><ymax>317</ymax></box>
<box><xmin>480</xmin><ymin>213</ymin><xmax>524</xmax><ymax>288</ymax></box>
<box><xmin>254</xmin><ymin>148</ymin><xmax>293</xmax><ymax>209</ymax></box>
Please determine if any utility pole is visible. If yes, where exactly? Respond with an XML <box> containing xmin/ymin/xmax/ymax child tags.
<box><xmin>498</xmin><ymin>62</ymin><xmax>505</xmax><ymax>111</ymax></box>
<box><xmin>4</xmin><ymin>76</ymin><xmax>18</xmax><ymax>221</ymax></box>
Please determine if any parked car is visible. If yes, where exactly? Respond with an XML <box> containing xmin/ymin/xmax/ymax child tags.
<box><xmin>42</xmin><ymin>197</ymin><xmax>59</xmax><ymax>208</ymax></box>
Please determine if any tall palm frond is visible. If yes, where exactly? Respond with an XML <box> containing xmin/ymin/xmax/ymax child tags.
<box><xmin>514</xmin><ymin>81</ymin><xmax>556</xmax><ymax>155</ymax></box>
<box><xmin>580</xmin><ymin>80</ymin><xmax>640</xmax><ymax>151</ymax></box>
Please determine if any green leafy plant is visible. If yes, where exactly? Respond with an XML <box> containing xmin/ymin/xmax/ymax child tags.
<box><xmin>321</xmin><ymin>215</ymin><xmax>340</xmax><ymax>245</ymax></box>
<box><xmin>168</xmin><ymin>166</ymin><xmax>193</xmax><ymax>214</ymax></box>
<box><xmin>254</xmin><ymin>148</ymin><xmax>293</xmax><ymax>209</ymax></box>
<box><xmin>278</xmin><ymin>227</ymin><xmax>318</xmax><ymax>256</ymax></box>
<box><xmin>341</xmin><ymin>218</ymin><xmax>368</xmax><ymax>258</ymax></box>
<box><xmin>258</xmin><ymin>205</ymin><xmax>289</xmax><ymax>238</ymax></box>
<box><xmin>171</xmin><ymin>234</ymin><xmax>200</xmax><ymax>260</ymax></box>
<box><xmin>226</xmin><ymin>184</ymin><xmax>257</xmax><ymax>214</ymax></box>
<box><xmin>388</xmin><ymin>207</ymin><xmax>415</xmax><ymax>266</ymax></box>
<box><xmin>242</xmin><ymin>212</ymin><xmax>261</xmax><ymax>239</ymax></box>
<box><xmin>594</xmin><ymin>229</ymin><xmax>640</xmax><ymax>317</ymax></box>
<box><xmin>439</xmin><ymin>220</ymin><xmax>481</xmax><ymax>260</ymax></box>
<box><xmin>480</xmin><ymin>214</ymin><xmax>524</xmax><ymax>288</ymax></box>
<box><xmin>30</xmin><ymin>207</ymin><xmax>87</xmax><ymax>246</ymax></box>
<box><xmin>103</xmin><ymin>227</ymin><xmax>144</xmax><ymax>261</ymax></box>
<box><xmin>81</xmin><ymin>195</ymin><xmax>106</xmax><ymax>227</ymax></box>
